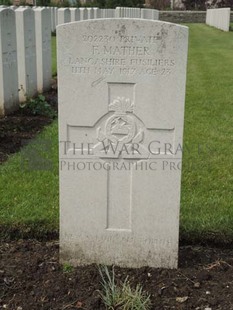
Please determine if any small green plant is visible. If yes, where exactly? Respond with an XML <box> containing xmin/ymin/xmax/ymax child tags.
<box><xmin>20</xmin><ymin>94</ymin><xmax>56</xmax><ymax>118</ymax></box>
<box><xmin>99</xmin><ymin>266</ymin><xmax>151</xmax><ymax>310</ymax></box>
<box><xmin>99</xmin><ymin>265</ymin><xmax>121</xmax><ymax>308</ymax></box>
<box><xmin>120</xmin><ymin>281</ymin><xmax>151</xmax><ymax>310</ymax></box>
<box><xmin>63</xmin><ymin>262</ymin><xmax>74</xmax><ymax>273</ymax></box>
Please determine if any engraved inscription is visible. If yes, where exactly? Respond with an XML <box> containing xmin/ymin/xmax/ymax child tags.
<box><xmin>61</xmin><ymin>30</ymin><xmax>176</xmax><ymax>77</ymax></box>
<box><xmin>82</xmin><ymin>34</ymin><xmax>163</xmax><ymax>44</ymax></box>
<box><xmin>97</xmin><ymin>97</ymin><xmax>142</xmax><ymax>144</ymax></box>
<box><xmin>93</xmin><ymin>45</ymin><xmax>150</xmax><ymax>56</ymax></box>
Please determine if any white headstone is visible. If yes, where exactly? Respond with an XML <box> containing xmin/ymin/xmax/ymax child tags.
<box><xmin>141</xmin><ymin>8</ymin><xmax>159</xmax><ymax>20</ymax></box>
<box><xmin>0</xmin><ymin>8</ymin><xmax>18</xmax><ymax>116</ymax></box>
<box><xmin>34</xmin><ymin>7</ymin><xmax>51</xmax><ymax>92</ymax></box>
<box><xmin>100</xmin><ymin>8</ymin><xmax>116</xmax><ymax>18</ymax></box>
<box><xmin>58</xmin><ymin>8</ymin><xmax>71</xmax><ymax>25</ymax></box>
<box><xmin>154</xmin><ymin>9</ymin><xmax>159</xmax><ymax>20</ymax></box>
<box><xmin>79</xmin><ymin>8</ymin><xmax>87</xmax><ymax>20</ymax></box>
<box><xmin>87</xmin><ymin>7</ymin><xmax>94</xmax><ymax>19</ymax></box>
<box><xmin>58</xmin><ymin>19</ymin><xmax>188</xmax><ymax>268</ymax></box>
<box><xmin>133</xmin><ymin>8</ymin><xmax>141</xmax><ymax>18</ymax></box>
<box><xmin>50</xmin><ymin>7</ymin><xmax>56</xmax><ymax>32</ymax></box>
<box><xmin>93</xmin><ymin>7</ymin><xmax>100</xmax><ymax>19</ymax></box>
<box><xmin>70</xmin><ymin>7</ymin><xmax>80</xmax><ymax>22</ymax></box>
<box><xmin>104</xmin><ymin>8</ymin><xmax>115</xmax><ymax>18</ymax></box>
<box><xmin>54</xmin><ymin>7</ymin><xmax>58</xmax><ymax>28</ymax></box>
<box><xmin>116</xmin><ymin>7</ymin><xmax>140</xmax><ymax>18</ymax></box>
<box><xmin>16</xmin><ymin>7</ymin><xmax>37</xmax><ymax>102</ymax></box>
<box><xmin>99</xmin><ymin>8</ymin><xmax>104</xmax><ymax>18</ymax></box>
<box><xmin>115</xmin><ymin>7</ymin><xmax>123</xmax><ymax>18</ymax></box>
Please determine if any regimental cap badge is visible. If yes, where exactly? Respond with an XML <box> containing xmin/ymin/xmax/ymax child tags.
<box><xmin>109</xmin><ymin>97</ymin><xmax>134</xmax><ymax>114</ymax></box>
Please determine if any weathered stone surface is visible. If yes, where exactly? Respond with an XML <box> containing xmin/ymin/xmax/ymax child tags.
<box><xmin>58</xmin><ymin>19</ymin><xmax>188</xmax><ymax>268</ymax></box>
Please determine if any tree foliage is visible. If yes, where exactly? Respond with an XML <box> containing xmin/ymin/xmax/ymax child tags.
<box><xmin>182</xmin><ymin>0</ymin><xmax>233</xmax><ymax>10</ymax></box>
<box><xmin>146</xmin><ymin>0</ymin><xmax>170</xmax><ymax>9</ymax></box>
<box><xmin>0</xmin><ymin>0</ymin><xmax>11</xmax><ymax>5</ymax></box>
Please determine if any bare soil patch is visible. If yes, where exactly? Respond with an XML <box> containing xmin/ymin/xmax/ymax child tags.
<box><xmin>0</xmin><ymin>240</ymin><xmax>233</xmax><ymax>310</ymax></box>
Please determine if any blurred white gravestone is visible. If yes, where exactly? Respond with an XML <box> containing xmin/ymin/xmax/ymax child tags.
<box><xmin>0</xmin><ymin>8</ymin><xmax>18</xmax><ymax>116</ymax></box>
<box><xmin>87</xmin><ymin>7</ymin><xmax>94</xmax><ymax>19</ymax></box>
<box><xmin>134</xmin><ymin>8</ymin><xmax>141</xmax><ymax>18</ymax></box>
<box><xmin>16</xmin><ymin>7</ymin><xmax>37</xmax><ymax>102</ymax></box>
<box><xmin>58</xmin><ymin>19</ymin><xmax>188</xmax><ymax>268</ymax></box>
<box><xmin>34</xmin><ymin>7</ymin><xmax>51</xmax><ymax>92</ymax></box>
<box><xmin>115</xmin><ymin>7</ymin><xmax>140</xmax><ymax>18</ymax></box>
<box><xmin>57</xmin><ymin>8</ymin><xmax>71</xmax><ymax>25</ymax></box>
<box><xmin>93</xmin><ymin>7</ymin><xmax>100</xmax><ymax>19</ymax></box>
<box><xmin>141</xmin><ymin>8</ymin><xmax>159</xmax><ymax>20</ymax></box>
<box><xmin>102</xmin><ymin>8</ymin><xmax>115</xmax><ymax>18</ymax></box>
<box><xmin>54</xmin><ymin>7</ymin><xmax>58</xmax><ymax>28</ymax></box>
<box><xmin>70</xmin><ymin>8</ymin><xmax>80</xmax><ymax>22</ymax></box>
<box><xmin>79</xmin><ymin>8</ymin><xmax>87</xmax><ymax>20</ymax></box>
<box><xmin>50</xmin><ymin>7</ymin><xmax>56</xmax><ymax>32</ymax></box>
<box><xmin>206</xmin><ymin>8</ymin><xmax>230</xmax><ymax>32</ymax></box>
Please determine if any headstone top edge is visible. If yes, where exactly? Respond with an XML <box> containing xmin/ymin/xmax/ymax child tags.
<box><xmin>33</xmin><ymin>7</ymin><xmax>47</xmax><ymax>11</ymax></box>
<box><xmin>15</xmin><ymin>7</ymin><xmax>33</xmax><ymax>12</ymax></box>
<box><xmin>56</xmin><ymin>18</ymin><xmax>189</xmax><ymax>31</ymax></box>
<box><xmin>0</xmin><ymin>7</ymin><xmax>14</xmax><ymax>12</ymax></box>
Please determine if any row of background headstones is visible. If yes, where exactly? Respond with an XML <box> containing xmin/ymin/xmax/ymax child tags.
<box><xmin>0</xmin><ymin>4</ymin><xmax>231</xmax><ymax>116</ymax></box>
<box><xmin>0</xmin><ymin>5</ymin><xmax>160</xmax><ymax>32</ymax></box>
<box><xmin>53</xmin><ymin>7</ymin><xmax>159</xmax><ymax>32</ymax></box>
<box><xmin>5</xmin><ymin>6</ymin><xmax>230</xmax><ymax>114</ymax></box>
<box><xmin>0</xmin><ymin>6</ymin><xmax>159</xmax><ymax>116</ymax></box>
<box><xmin>205</xmin><ymin>7</ymin><xmax>231</xmax><ymax>32</ymax></box>
<box><xmin>0</xmin><ymin>7</ymin><xmax>51</xmax><ymax>116</ymax></box>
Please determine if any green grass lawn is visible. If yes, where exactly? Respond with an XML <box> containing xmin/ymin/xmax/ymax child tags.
<box><xmin>0</xmin><ymin>122</ymin><xmax>59</xmax><ymax>239</ymax></box>
<box><xmin>0</xmin><ymin>24</ymin><xmax>233</xmax><ymax>243</ymax></box>
<box><xmin>181</xmin><ymin>24</ymin><xmax>233</xmax><ymax>243</ymax></box>
<box><xmin>52</xmin><ymin>36</ymin><xmax>57</xmax><ymax>76</ymax></box>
